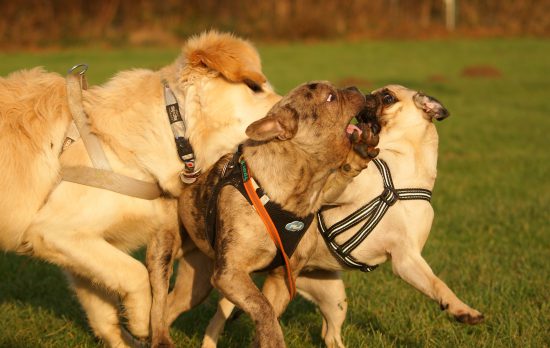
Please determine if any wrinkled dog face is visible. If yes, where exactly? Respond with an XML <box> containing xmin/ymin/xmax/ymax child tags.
<box><xmin>359</xmin><ymin>85</ymin><xmax>449</xmax><ymax>131</ymax></box>
<box><xmin>246</xmin><ymin>81</ymin><xmax>366</xmax><ymax>164</ymax></box>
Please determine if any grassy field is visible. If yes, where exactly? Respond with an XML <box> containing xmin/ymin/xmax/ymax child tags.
<box><xmin>1</xmin><ymin>38</ymin><xmax>549</xmax><ymax>347</ymax></box>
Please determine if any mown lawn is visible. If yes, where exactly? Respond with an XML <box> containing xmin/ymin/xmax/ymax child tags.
<box><xmin>1</xmin><ymin>38</ymin><xmax>549</xmax><ymax>347</ymax></box>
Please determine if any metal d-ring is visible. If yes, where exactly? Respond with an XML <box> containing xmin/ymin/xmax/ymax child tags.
<box><xmin>68</xmin><ymin>63</ymin><xmax>88</xmax><ymax>75</ymax></box>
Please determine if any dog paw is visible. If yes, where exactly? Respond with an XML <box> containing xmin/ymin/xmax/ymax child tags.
<box><xmin>342</xmin><ymin>123</ymin><xmax>380</xmax><ymax>177</ymax></box>
<box><xmin>455</xmin><ymin>311</ymin><xmax>485</xmax><ymax>325</ymax></box>
<box><xmin>121</xmin><ymin>325</ymin><xmax>149</xmax><ymax>348</ymax></box>
<box><xmin>151</xmin><ymin>335</ymin><xmax>175</xmax><ymax>348</ymax></box>
<box><xmin>133</xmin><ymin>337</ymin><xmax>151</xmax><ymax>348</ymax></box>
<box><xmin>351</xmin><ymin>122</ymin><xmax>380</xmax><ymax>159</ymax></box>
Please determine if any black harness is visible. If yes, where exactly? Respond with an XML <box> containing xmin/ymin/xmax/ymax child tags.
<box><xmin>205</xmin><ymin>148</ymin><xmax>315</xmax><ymax>270</ymax></box>
<box><xmin>317</xmin><ymin>158</ymin><xmax>432</xmax><ymax>272</ymax></box>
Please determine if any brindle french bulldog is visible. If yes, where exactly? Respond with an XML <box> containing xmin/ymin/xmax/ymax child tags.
<box><xmin>147</xmin><ymin>81</ymin><xmax>380</xmax><ymax>347</ymax></box>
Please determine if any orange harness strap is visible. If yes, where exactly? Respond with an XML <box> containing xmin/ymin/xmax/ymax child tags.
<box><xmin>241</xmin><ymin>161</ymin><xmax>296</xmax><ymax>299</ymax></box>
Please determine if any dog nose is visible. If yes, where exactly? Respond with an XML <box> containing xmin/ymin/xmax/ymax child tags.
<box><xmin>364</xmin><ymin>93</ymin><xmax>377</xmax><ymax>107</ymax></box>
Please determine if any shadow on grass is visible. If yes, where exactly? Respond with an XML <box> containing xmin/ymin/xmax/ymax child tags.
<box><xmin>182</xmin><ymin>289</ymin><xmax>424</xmax><ymax>347</ymax></box>
<box><xmin>0</xmin><ymin>337</ymin><xmax>48</xmax><ymax>348</ymax></box>
<box><xmin>0</xmin><ymin>253</ymin><xmax>90</xmax><ymax>332</ymax></box>
<box><xmin>350</xmin><ymin>312</ymin><xmax>422</xmax><ymax>347</ymax></box>
<box><xmin>284</xmin><ymin>294</ymin><xmax>421</xmax><ymax>347</ymax></box>
<box><xmin>169</xmin><ymin>287</ymin><xmax>256</xmax><ymax>346</ymax></box>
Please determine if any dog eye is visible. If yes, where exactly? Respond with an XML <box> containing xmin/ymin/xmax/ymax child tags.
<box><xmin>326</xmin><ymin>94</ymin><xmax>336</xmax><ymax>102</ymax></box>
<box><xmin>382</xmin><ymin>93</ymin><xmax>395</xmax><ymax>105</ymax></box>
<box><xmin>244</xmin><ymin>79</ymin><xmax>263</xmax><ymax>93</ymax></box>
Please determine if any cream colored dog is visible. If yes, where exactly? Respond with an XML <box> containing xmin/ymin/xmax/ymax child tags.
<box><xmin>0</xmin><ymin>31</ymin><xmax>280</xmax><ymax>347</ymax></box>
<box><xmin>163</xmin><ymin>85</ymin><xmax>484</xmax><ymax>348</ymax></box>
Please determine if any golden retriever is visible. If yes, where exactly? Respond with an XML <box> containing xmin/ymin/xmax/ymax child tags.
<box><xmin>0</xmin><ymin>30</ymin><xmax>280</xmax><ymax>347</ymax></box>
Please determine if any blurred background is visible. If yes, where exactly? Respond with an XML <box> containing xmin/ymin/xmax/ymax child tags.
<box><xmin>1</xmin><ymin>0</ymin><xmax>548</xmax><ymax>49</ymax></box>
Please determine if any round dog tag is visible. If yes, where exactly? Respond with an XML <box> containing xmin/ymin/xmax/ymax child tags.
<box><xmin>285</xmin><ymin>221</ymin><xmax>305</xmax><ymax>232</ymax></box>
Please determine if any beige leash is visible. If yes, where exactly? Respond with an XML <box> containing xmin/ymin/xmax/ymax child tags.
<box><xmin>61</xmin><ymin>166</ymin><xmax>162</xmax><ymax>200</ymax></box>
<box><xmin>65</xmin><ymin>65</ymin><xmax>111</xmax><ymax>170</ymax></box>
<box><xmin>61</xmin><ymin>64</ymin><xmax>162</xmax><ymax>200</ymax></box>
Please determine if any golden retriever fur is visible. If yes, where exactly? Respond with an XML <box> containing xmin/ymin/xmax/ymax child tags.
<box><xmin>0</xmin><ymin>69</ymin><xmax>71</xmax><ymax>250</ymax></box>
<box><xmin>0</xmin><ymin>31</ymin><xmax>281</xmax><ymax>348</ymax></box>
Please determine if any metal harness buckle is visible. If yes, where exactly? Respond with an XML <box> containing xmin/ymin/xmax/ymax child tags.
<box><xmin>180</xmin><ymin>169</ymin><xmax>201</xmax><ymax>184</ymax></box>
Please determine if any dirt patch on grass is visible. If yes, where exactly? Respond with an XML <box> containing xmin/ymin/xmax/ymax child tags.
<box><xmin>461</xmin><ymin>65</ymin><xmax>502</xmax><ymax>78</ymax></box>
<box><xmin>427</xmin><ymin>74</ymin><xmax>448</xmax><ymax>83</ymax></box>
<box><xmin>336</xmin><ymin>76</ymin><xmax>373</xmax><ymax>89</ymax></box>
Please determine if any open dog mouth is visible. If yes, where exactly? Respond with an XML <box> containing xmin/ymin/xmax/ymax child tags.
<box><xmin>346</xmin><ymin>106</ymin><xmax>381</xmax><ymax>139</ymax></box>
<box><xmin>346</xmin><ymin>123</ymin><xmax>363</xmax><ymax>137</ymax></box>
<box><xmin>354</xmin><ymin>93</ymin><xmax>382</xmax><ymax>132</ymax></box>
<box><xmin>344</xmin><ymin>108</ymin><xmax>381</xmax><ymax>159</ymax></box>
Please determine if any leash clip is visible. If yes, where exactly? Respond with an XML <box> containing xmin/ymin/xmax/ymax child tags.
<box><xmin>68</xmin><ymin>63</ymin><xmax>88</xmax><ymax>90</ymax></box>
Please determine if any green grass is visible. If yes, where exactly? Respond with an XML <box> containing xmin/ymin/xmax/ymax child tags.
<box><xmin>1</xmin><ymin>38</ymin><xmax>549</xmax><ymax>347</ymax></box>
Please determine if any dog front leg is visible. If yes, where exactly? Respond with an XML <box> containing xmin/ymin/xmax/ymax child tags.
<box><xmin>391</xmin><ymin>250</ymin><xmax>484</xmax><ymax>324</ymax></box>
<box><xmin>202</xmin><ymin>268</ymin><xmax>298</xmax><ymax>348</ymax></box>
<box><xmin>321</xmin><ymin>152</ymin><xmax>371</xmax><ymax>203</ymax></box>
<box><xmin>212</xmin><ymin>268</ymin><xmax>284</xmax><ymax>348</ymax></box>
<box><xmin>146</xmin><ymin>225</ymin><xmax>181</xmax><ymax>348</ymax></box>
<box><xmin>295</xmin><ymin>270</ymin><xmax>347</xmax><ymax>348</ymax></box>
<box><xmin>322</xmin><ymin>123</ymin><xmax>380</xmax><ymax>203</ymax></box>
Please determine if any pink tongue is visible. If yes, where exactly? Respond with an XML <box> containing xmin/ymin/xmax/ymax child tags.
<box><xmin>346</xmin><ymin>124</ymin><xmax>362</xmax><ymax>136</ymax></box>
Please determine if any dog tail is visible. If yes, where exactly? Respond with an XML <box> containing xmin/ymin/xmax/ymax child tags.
<box><xmin>0</xmin><ymin>68</ymin><xmax>72</xmax><ymax>251</ymax></box>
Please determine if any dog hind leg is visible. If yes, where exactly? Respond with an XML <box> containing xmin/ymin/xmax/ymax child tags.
<box><xmin>147</xmin><ymin>225</ymin><xmax>181</xmax><ymax>348</ymax></box>
<box><xmin>66</xmin><ymin>272</ymin><xmax>133</xmax><ymax>348</ymax></box>
<box><xmin>391</xmin><ymin>250</ymin><xmax>484</xmax><ymax>324</ymax></box>
<box><xmin>295</xmin><ymin>271</ymin><xmax>347</xmax><ymax>348</ymax></box>
<box><xmin>165</xmin><ymin>247</ymin><xmax>214</xmax><ymax>326</ymax></box>
<box><xmin>202</xmin><ymin>297</ymin><xmax>236</xmax><ymax>348</ymax></box>
<box><xmin>261</xmin><ymin>271</ymin><xmax>293</xmax><ymax>317</ymax></box>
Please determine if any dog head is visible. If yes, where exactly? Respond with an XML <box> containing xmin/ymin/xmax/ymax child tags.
<box><xmin>359</xmin><ymin>85</ymin><xmax>449</xmax><ymax>132</ymax></box>
<box><xmin>176</xmin><ymin>30</ymin><xmax>282</xmax><ymax>168</ymax></box>
<box><xmin>245</xmin><ymin>81</ymin><xmax>367</xmax><ymax>167</ymax></box>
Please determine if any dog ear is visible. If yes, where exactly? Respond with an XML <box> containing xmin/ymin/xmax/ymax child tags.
<box><xmin>246</xmin><ymin>107</ymin><xmax>298</xmax><ymax>141</ymax></box>
<box><xmin>184</xmin><ymin>30</ymin><xmax>267</xmax><ymax>85</ymax></box>
<box><xmin>413</xmin><ymin>93</ymin><xmax>450</xmax><ymax>121</ymax></box>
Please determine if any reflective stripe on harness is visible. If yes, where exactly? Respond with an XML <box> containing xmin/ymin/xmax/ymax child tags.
<box><xmin>317</xmin><ymin>158</ymin><xmax>432</xmax><ymax>272</ymax></box>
